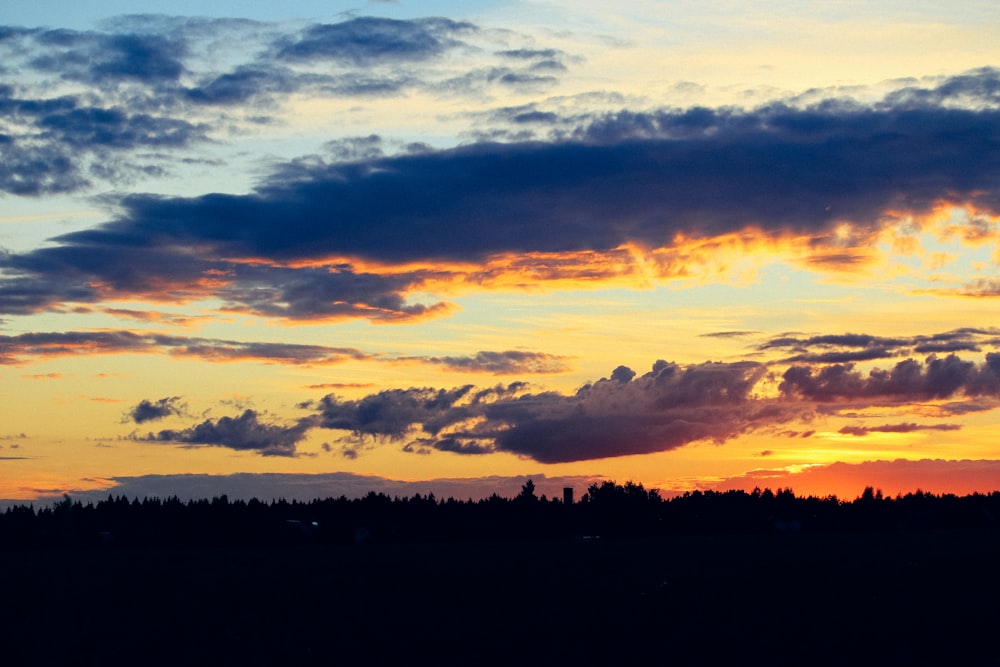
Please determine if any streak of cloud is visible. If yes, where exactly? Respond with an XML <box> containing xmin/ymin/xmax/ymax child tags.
<box><xmin>401</xmin><ymin>350</ymin><xmax>571</xmax><ymax>375</ymax></box>
<box><xmin>838</xmin><ymin>423</ymin><xmax>962</xmax><ymax>436</ymax></box>
<box><xmin>0</xmin><ymin>330</ymin><xmax>372</xmax><ymax>365</ymax></box>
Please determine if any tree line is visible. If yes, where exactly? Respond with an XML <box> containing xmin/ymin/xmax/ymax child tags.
<box><xmin>1</xmin><ymin>480</ymin><xmax>998</xmax><ymax>548</ymax></box>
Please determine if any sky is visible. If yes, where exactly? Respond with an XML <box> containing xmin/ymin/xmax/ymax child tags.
<box><xmin>3</xmin><ymin>0</ymin><xmax>1000</xmax><ymax>505</ymax></box>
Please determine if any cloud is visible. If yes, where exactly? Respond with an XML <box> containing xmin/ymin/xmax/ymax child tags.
<box><xmin>30</xmin><ymin>30</ymin><xmax>186</xmax><ymax>84</ymax></box>
<box><xmin>779</xmin><ymin>353</ymin><xmax>1000</xmax><ymax>402</ymax></box>
<box><xmin>0</xmin><ymin>330</ymin><xmax>371</xmax><ymax>365</ymax></box>
<box><xmin>403</xmin><ymin>350</ymin><xmax>571</xmax><ymax>375</ymax></box>
<box><xmin>0</xmin><ymin>87</ymin><xmax>209</xmax><ymax>194</ymax></box>
<box><xmin>37</xmin><ymin>106</ymin><xmax>206</xmax><ymax>150</ymax></box>
<box><xmin>838</xmin><ymin>423</ymin><xmax>962</xmax><ymax>436</ymax></box>
<box><xmin>53</xmin><ymin>336</ymin><xmax>1000</xmax><ymax>465</ymax></box>
<box><xmin>314</xmin><ymin>385</ymin><xmax>485</xmax><ymax>439</ymax></box>
<box><xmin>0</xmin><ymin>16</ymin><xmax>573</xmax><ymax>196</ymax></box>
<box><xmin>274</xmin><ymin>17</ymin><xmax>475</xmax><ymax>65</ymax></box>
<box><xmin>701</xmin><ymin>330</ymin><xmax>758</xmax><ymax>339</ymax></box>
<box><xmin>310</xmin><ymin>360</ymin><xmax>800</xmax><ymax>463</ymax></box>
<box><xmin>881</xmin><ymin>67</ymin><xmax>1000</xmax><ymax>109</ymax></box>
<box><xmin>294</xmin><ymin>348</ymin><xmax>1000</xmax><ymax>463</ymax></box>
<box><xmin>0</xmin><ymin>331</ymin><xmax>571</xmax><ymax>380</ymax></box>
<box><xmin>2</xmin><ymin>68</ymin><xmax>999</xmax><ymax>319</ymax></box>
<box><xmin>127</xmin><ymin>397</ymin><xmax>185</xmax><ymax>423</ymax></box>
<box><xmin>136</xmin><ymin>409</ymin><xmax>311</xmax><ymax>457</ymax></box>
<box><xmin>761</xmin><ymin>328</ymin><xmax>998</xmax><ymax>364</ymax></box>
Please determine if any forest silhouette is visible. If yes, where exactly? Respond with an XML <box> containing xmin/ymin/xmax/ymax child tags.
<box><xmin>2</xmin><ymin>480</ymin><xmax>1000</xmax><ymax>547</ymax></box>
<box><xmin>3</xmin><ymin>482</ymin><xmax>999</xmax><ymax>665</ymax></box>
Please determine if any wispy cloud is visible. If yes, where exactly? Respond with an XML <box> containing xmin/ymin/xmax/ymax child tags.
<box><xmin>0</xmin><ymin>330</ymin><xmax>371</xmax><ymax>365</ymax></box>
<box><xmin>398</xmin><ymin>350</ymin><xmax>571</xmax><ymax>374</ymax></box>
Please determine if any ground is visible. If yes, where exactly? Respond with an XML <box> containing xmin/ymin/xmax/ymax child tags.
<box><xmin>2</xmin><ymin>528</ymin><xmax>997</xmax><ymax>665</ymax></box>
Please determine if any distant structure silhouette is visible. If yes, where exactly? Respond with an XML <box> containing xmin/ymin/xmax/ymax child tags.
<box><xmin>563</xmin><ymin>487</ymin><xmax>574</xmax><ymax>505</ymax></box>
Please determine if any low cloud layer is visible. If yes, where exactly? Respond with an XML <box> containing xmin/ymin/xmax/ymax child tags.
<box><xmin>19</xmin><ymin>460</ymin><xmax>1000</xmax><ymax>506</ymax></box>
<box><xmin>147</xmin><ymin>350</ymin><xmax>1000</xmax><ymax>461</ymax></box>
<box><xmin>26</xmin><ymin>471</ymin><xmax>599</xmax><ymax>506</ymax></box>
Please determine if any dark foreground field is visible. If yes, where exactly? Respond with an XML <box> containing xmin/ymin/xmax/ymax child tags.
<box><xmin>2</xmin><ymin>528</ymin><xmax>998</xmax><ymax>666</ymax></box>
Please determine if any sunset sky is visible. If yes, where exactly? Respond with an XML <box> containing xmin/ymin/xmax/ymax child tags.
<box><xmin>3</xmin><ymin>0</ymin><xmax>1000</xmax><ymax>504</ymax></box>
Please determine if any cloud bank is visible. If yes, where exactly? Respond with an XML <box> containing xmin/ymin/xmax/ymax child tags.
<box><xmin>138</xmin><ymin>347</ymin><xmax>1000</xmax><ymax>461</ymax></box>
<box><xmin>2</xmin><ymin>67</ymin><xmax>1000</xmax><ymax>322</ymax></box>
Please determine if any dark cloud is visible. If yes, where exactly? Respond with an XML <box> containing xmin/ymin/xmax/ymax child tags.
<box><xmin>215</xmin><ymin>264</ymin><xmax>451</xmax><ymax>322</ymax></box>
<box><xmin>0</xmin><ymin>139</ymin><xmax>86</xmax><ymax>195</ymax></box>
<box><xmin>1</xmin><ymin>56</ymin><xmax>998</xmax><ymax>319</ymax></box>
<box><xmin>495</xmin><ymin>49</ymin><xmax>568</xmax><ymax>80</ymax></box>
<box><xmin>293</xmin><ymin>349</ymin><xmax>1000</xmax><ymax>463</ymax></box>
<box><xmin>137</xmin><ymin>409</ymin><xmax>311</xmax><ymax>456</ymax></box>
<box><xmin>497</xmin><ymin>49</ymin><xmax>562</xmax><ymax>60</ymax></box>
<box><xmin>15</xmin><ymin>70</ymin><xmax>999</xmax><ymax>260</ymax></box>
<box><xmin>0</xmin><ymin>16</ymin><xmax>561</xmax><ymax>195</ymax></box>
<box><xmin>274</xmin><ymin>17</ymin><xmax>474</xmax><ymax>64</ymax></box>
<box><xmin>315</xmin><ymin>385</ymin><xmax>481</xmax><ymax>439</ymax></box>
<box><xmin>409</xmin><ymin>350</ymin><xmax>570</xmax><ymax>375</ymax></box>
<box><xmin>184</xmin><ymin>65</ymin><xmax>302</xmax><ymax>105</ymax></box>
<box><xmin>92</xmin><ymin>33</ymin><xmax>186</xmax><ymax>82</ymax></box>
<box><xmin>36</xmin><ymin>106</ymin><xmax>207</xmax><ymax>150</ymax></box>
<box><xmin>486</xmin><ymin>361</ymin><xmax>778</xmax><ymax>463</ymax></box>
<box><xmin>30</xmin><ymin>30</ymin><xmax>186</xmax><ymax>84</ymax></box>
<box><xmin>913</xmin><ymin>341</ymin><xmax>981</xmax><ymax>354</ymax></box>
<box><xmin>838</xmin><ymin>423</ymin><xmax>962</xmax><ymax>436</ymax></box>
<box><xmin>127</xmin><ymin>397</ymin><xmax>185</xmax><ymax>423</ymax></box>
<box><xmin>779</xmin><ymin>353</ymin><xmax>1000</xmax><ymax>402</ymax></box>
<box><xmin>761</xmin><ymin>328</ymin><xmax>998</xmax><ymax>363</ymax></box>
<box><xmin>910</xmin><ymin>328</ymin><xmax>993</xmax><ymax>353</ymax></box>
<box><xmin>0</xmin><ymin>87</ymin><xmax>208</xmax><ymax>194</ymax></box>
<box><xmin>407</xmin><ymin>436</ymin><xmax>496</xmax><ymax>455</ymax></box>
<box><xmin>106</xmin><ymin>347</ymin><xmax>1000</xmax><ymax>465</ymax></box>
<box><xmin>881</xmin><ymin>67</ymin><xmax>1000</xmax><ymax>109</ymax></box>
<box><xmin>311</xmin><ymin>360</ymin><xmax>792</xmax><ymax>463</ymax></box>
<box><xmin>491</xmin><ymin>70</ymin><xmax>559</xmax><ymax>88</ymax></box>
<box><xmin>0</xmin><ymin>242</ymin><xmax>449</xmax><ymax>321</ymax></box>
<box><xmin>512</xmin><ymin>110</ymin><xmax>559</xmax><ymax>124</ymax></box>
<box><xmin>0</xmin><ymin>330</ymin><xmax>370</xmax><ymax>365</ymax></box>
<box><xmin>778</xmin><ymin>347</ymin><xmax>900</xmax><ymax>364</ymax></box>
<box><xmin>322</xmin><ymin>135</ymin><xmax>385</xmax><ymax>162</ymax></box>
